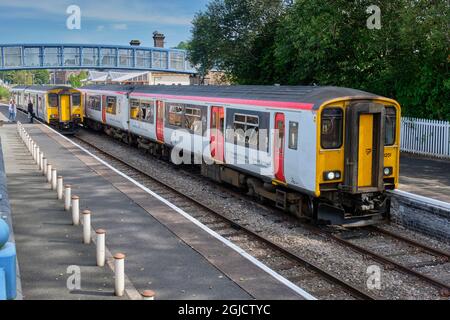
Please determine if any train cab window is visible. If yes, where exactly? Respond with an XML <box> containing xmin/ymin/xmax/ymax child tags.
<box><xmin>321</xmin><ymin>108</ymin><xmax>343</xmax><ymax>149</ymax></box>
<box><xmin>185</xmin><ymin>107</ymin><xmax>202</xmax><ymax>134</ymax></box>
<box><xmin>385</xmin><ymin>107</ymin><xmax>397</xmax><ymax>146</ymax></box>
<box><xmin>106</xmin><ymin>97</ymin><xmax>117</xmax><ymax>115</ymax></box>
<box><xmin>289</xmin><ymin>122</ymin><xmax>299</xmax><ymax>150</ymax></box>
<box><xmin>72</xmin><ymin>94</ymin><xmax>81</xmax><ymax>106</ymax></box>
<box><xmin>130</xmin><ymin>99</ymin><xmax>140</xmax><ymax>120</ymax></box>
<box><xmin>141</xmin><ymin>101</ymin><xmax>155</xmax><ymax>124</ymax></box>
<box><xmin>49</xmin><ymin>94</ymin><xmax>59</xmax><ymax>108</ymax></box>
<box><xmin>168</xmin><ymin>104</ymin><xmax>183</xmax><ymax>127</ymax></box>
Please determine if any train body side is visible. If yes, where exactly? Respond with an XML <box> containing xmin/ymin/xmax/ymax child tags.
<box><xmin>78</xmin><ymin>85</ymin><xmax>401</xmax><ymax>226</ymax></box>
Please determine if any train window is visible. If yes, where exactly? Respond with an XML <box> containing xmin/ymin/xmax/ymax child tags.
<box><xmin>289</xmin><ymin>122</ymin><xmax>299</xmax><ymax>150</ymax></box>
<box><xmin>130</xmin><ymin>99</ymin><xmax>140</xmax><ymax>120</ymax></box>
<box><xmin>185</xmin><ymin>107</ymin><xmax>202</xmax><ymax>134</ymax></box>
<box><xmin>321</xmin><ymin>108</ymin><xmax>343</xmax><ymax>149</ymax></box>
<box><xmin>106</xmin><ymin>97</ymin><xmax>117</xmax><ymax>115</ymax></box>
<box><xmin>233</xmin><ymin>114</ymin><xmax>260</xmax><ymax>150</ymax></box>
<box><xmin>72</xmin><ymin>94</ymin><xmax>81</xmax><ymax>106</ymax></box>
<box><xmin>168</xmin><ymin>104</ymin><xmax>183</xmax><ymax>127</ymax></box>
<box><xmin>48</xmin><ymin>94</ymin><xmax>59</xmax><ymax>108</ymax></box>
<box><xmin>385</xmin><ymin>107</ymin><xmax>397</xmax><ymax>146</ymax></box>
<box><xmin>88</xmin><ymin>96</ymin><xmax>101</xmax><ymax>111</ymax></box>
<box><xmin>141</xmin><ymin>101</ymin><xmax>155</xmax><ymax>124</ymax></box>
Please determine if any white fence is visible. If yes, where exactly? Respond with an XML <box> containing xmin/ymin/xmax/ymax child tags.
<box><xmin>401</xmin><ymin>117</ymin><xmax>450</xmax><ymax>158</ymax></box>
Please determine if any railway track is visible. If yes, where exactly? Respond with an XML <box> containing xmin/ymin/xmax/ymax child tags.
<box><xmin>72</xmin><ymin>133</ymin><xmax>377</xmax><ymax>300</ymax></box>
<box><xmin>310</xmin><ymin>225</ymin><xmax>450</xmax><ymax>298</ymax></box>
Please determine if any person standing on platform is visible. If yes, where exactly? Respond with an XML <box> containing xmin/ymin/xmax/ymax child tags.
<box><xmin>8</xmin><ymin>99</ymin><xmax>14</xmax><ymax>121</ymax></box>
<box><xmin>27</xmin><ymin>100</ymin><xmax>34</xmax><ymax>123</ymax></box>
<box><xmin>12</xmin><ymin>100</ymin><xmax>17</xmax><ymax>122</ymax></box>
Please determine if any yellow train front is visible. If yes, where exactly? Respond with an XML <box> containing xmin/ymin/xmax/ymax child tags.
<box><xmin>12</xmin><ymin>85</ymin><xmax>83</xmax><ymax>134</ymax></box>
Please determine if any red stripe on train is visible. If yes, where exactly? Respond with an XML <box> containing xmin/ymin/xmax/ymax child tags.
<box><xmin>116</xmin><ymin>91</ymin><xmax>314</xmax><ymax>111</ymax></box>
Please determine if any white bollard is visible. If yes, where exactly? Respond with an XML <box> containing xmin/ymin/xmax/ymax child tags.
<box><xmin>51</xmin><ymin>169</ymin><xmax>57</xmax><ymax>190</ymax></box>
<box><xmin>36</xmin><ymin>147</ymin><xmax>40</xmax><ymax>166</ymax></box>
<box><xmin>57</xmin><ymin>176</ymin><xmax>63</xmax><ymax>200</ymax></box>
<box><xmin>64</xmin><ymin>185</ymin><xmax>72</xmax><ymax>211</ymax></box>
<box><xmin>82</xmin><ymin>210</ymin><xmax>91</xmax><ymax>245</ymax></box>
<box><xmin>142</xmin><ymin>290</ymin><xmax>156</xmax><ymax>301</ymax></box>
<box><xmin>47</xmin><ymin>164</ymin><xmax>52</xmax><ymax>183</ymax></box>
<box><xmin>33</xmin><ymin>144</ymin><xmax>37</xmax><ymax>161</ymax></box>
<box><xmin>72</xmin><ymin>196</ymin><xmax>80</xmax><ymax>226</ymax></box>
<box><xmin>114</xmin><ymin>253</ymin><xmax>126</xmax><ymax>297</ymax></box>
<box><xmin>96</xmin><ymin>229</ymin><xmax>106</xmax><ymax>267</ymax></box>
<box><xmin>43</xmin><ymin>158</ymin><xmax>48</xmax><ymax>175</ymax></box>
<box><xmin>39</xmin><ymin>152</ymin><xmax>44</xmax><ymax>171</ymax></box>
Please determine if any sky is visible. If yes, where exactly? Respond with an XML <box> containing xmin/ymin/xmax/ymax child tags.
<box><xmin>0</xmin><ymin>0</ymin><xmax>210</xmax><ymax>48</ymax></box>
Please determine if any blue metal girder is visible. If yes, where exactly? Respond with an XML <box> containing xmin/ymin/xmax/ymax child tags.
<box><xmin>0</xmin><ymin>43</ymin><xmax>196</xmax><ymax>74</ymax></box>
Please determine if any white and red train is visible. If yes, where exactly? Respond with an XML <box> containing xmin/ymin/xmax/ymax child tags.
<box><xmin>78</xmin><ymin>85</ymin><xmax>401</xmax><ymax>226</ymax></box>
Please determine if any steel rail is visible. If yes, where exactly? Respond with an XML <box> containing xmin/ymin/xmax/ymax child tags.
<box><xmin>73</xmin><ymin>133</ymin><xmax>377</xmax><ymax>301</ymax></box>
<box><xmin>308</xmin><ymin>227</ymin><xmax>450</xmax><ymax>297</ymax></box>
<box><xmin>370</xmin><ymin>226</ymin><xmax>450</xmax><ymax>261</ymax></box>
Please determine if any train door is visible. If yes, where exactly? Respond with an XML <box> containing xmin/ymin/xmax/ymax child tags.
<box><xmin>210</xmin><ymin>106</ymin><xmax>224</xmax><ymax>162</ymax></box>
<box><xmin>101</xmin><ymin>96</ymin><xmax>107</xmax><ymax>123</ymax></box>
<box><xmin>60</xmin><ymin>95</ymin><xmax>71</xmax><ymax>122</ymax></box>
<box><xmin>274</xmin><ymin>113</ymin><xmax>286</xmax><ymax>182</ymax></box>
<box><xmin>156</xmin><ymin>100</ymin><xmax>165</xmax><ymax>142</ymax></box>
<box><xmin>344</xmin><ymin>103</ymin><xmax>385</xmax><ymax>192</ymax></box>
<box><xmin>358</xmin><ymin>114</ymin><xmax>375</xmax><ymax>187</ymax></box>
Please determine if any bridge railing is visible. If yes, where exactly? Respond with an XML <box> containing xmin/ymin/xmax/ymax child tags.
<box><xmin>401</xmin><ymin>117</ymin><xmax>450</xmax><ymax>159</ymax></box>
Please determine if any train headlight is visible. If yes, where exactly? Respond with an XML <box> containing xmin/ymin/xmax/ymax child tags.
<box><xmin>327</xmin><ymin>172</ymin><xmax>336</xmax><ymax>180</ymax></box>
<box><xmin>324</xmin><ymin>171</ymin><xmax>342</xmax><ymax>181</ymax></box>
<box><xmin>384</xmin><ymin>167</ymin><xmax>393</xmax><ymax>176</ymax></box>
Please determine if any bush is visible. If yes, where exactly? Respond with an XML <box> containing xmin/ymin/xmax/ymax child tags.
<box><xmin>0</xmin><ymin>87</ymin><xmax>10</xmax><ymax>102</ymax></box>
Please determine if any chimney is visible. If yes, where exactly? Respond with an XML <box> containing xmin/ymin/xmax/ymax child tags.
<box><xmin>153</xmin><ymin>31</ymin><xmax>165</xmax><ymax>48</ymax></box>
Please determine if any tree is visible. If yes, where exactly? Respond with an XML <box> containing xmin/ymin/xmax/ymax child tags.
<box><xmin>175</xmin><ymin>41</ymin><xmax>191</xmax><ymax>50</ymax></box>
<box><xmin>189</xmin><ymin>0</ymin><xmax>289</xmax><ymax>83</ymax></box>
<box><xmin>68</xmin><ymin>71</ymin><xmax>88</xmax><ymax>88</ymax></box>
<box><xmin>0</xmin><ymin>87</ymin><xmax>10</xmax><ymax>101</ymax></box>
<box><xmin>33</xmin><ymin>70</ymin><xmax>50</xmax><ymax>85</ymax></box>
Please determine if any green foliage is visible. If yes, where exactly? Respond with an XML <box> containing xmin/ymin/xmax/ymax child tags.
<box><xmin>189</xmin><ymin>0</ymin><xmax>288</xmax><ymax>83</ymax></box>
<box><xmin>190</xmin><ymin>0</ymin><xmax>450</xmax><ymax>120</ymax></box>
<box><xmin>0</xmin><ymin>70</ymin><xmax>50</xmax><ymax>85</ymax></box>
<box><xmin>0</xmin><ymin>87</ymin><xmax>10</xmax><ymax>101</ymax></box>
<box><xmin>175</xmin><ymin>41</ymin><xmax>191</xmax><ymax>50</ymax></box>
<box><xmin>68</xmin><ymin>71</ymin><xmax>88</xmax><ymax>88</ymax></box>
<box><xmin>32</xmin><ymin>70</ymin><xmax>50</xmax><ymax>85</ymax></box>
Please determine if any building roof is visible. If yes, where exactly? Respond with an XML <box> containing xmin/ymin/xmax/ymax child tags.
<box><xmin>87</xmin><ymin>71</ymin><xmax>150</xmax><ymax>83</ymax></box>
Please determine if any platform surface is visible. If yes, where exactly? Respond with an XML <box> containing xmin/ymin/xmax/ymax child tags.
<box><xmin>0</xmin><ymin>106</ymin><xmax>307</xmax><ymax>300</ymax></box>
<box><xmin>399</xmin><ymin>154</ymin><xmax>450</xmax><ymax>203</ymax></box>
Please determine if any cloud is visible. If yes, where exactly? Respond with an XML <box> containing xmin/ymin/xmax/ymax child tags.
<box><xmin>96</xmin><ymin>25</ymin><xmax>105</xmax><ymax>31</ymax></box>
<box><xmin>112</xmin><ymin>24</ymin><xmax>127</xmax><ymax>30</ymax></box>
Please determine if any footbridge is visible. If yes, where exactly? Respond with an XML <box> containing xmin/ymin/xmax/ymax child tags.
<box><xmin>0</xmin><ymin>44</ymin><xmax>196</xmax><ymax>74</ymax></box>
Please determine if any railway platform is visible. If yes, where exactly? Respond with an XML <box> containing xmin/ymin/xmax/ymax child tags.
<box><xmin>399</xmin><ymin>154</ymin><xmax>450</xmax><ymax>204</ymax></box>
<box><xmin>0</xmin><ymin>106</ymin><xmax>310</xmax><ymax>300</ymax></box>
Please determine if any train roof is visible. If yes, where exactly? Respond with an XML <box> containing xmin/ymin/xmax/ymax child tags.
<box><xmin>12</xmin><ymin>85</ymin><xmax>73</xmax><ymax>92</ymax></box>
<box><xmin>79</xmin><ymin>85</ymin><xmax>386</xmax><ymax>110</ymax></box>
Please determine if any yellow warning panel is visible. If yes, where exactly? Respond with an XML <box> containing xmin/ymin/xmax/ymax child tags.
<box><xmin>358</xmin><ymin>114</ymin><xmax>374</xmax><ymax>187</ymax></box>
<box><xmin>60</xmin><ymin>95</ymin><xmax>71</xmax><ymax>122</ymax></box>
